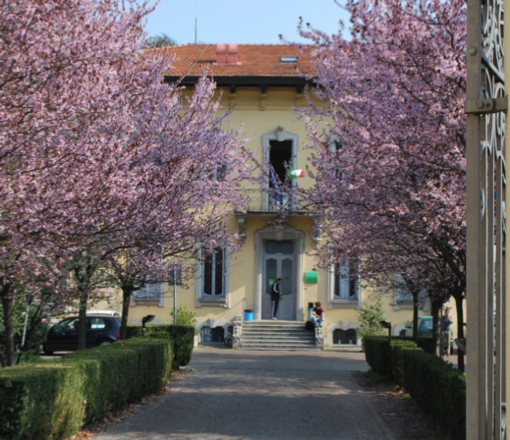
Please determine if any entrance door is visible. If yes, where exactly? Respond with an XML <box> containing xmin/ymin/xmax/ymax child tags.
<box><xmin>262</xmin><ymin>240</ymin><xmax>295</xmax><ymax>320</ymax></box>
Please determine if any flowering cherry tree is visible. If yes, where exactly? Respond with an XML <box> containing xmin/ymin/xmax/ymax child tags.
<box><xmin>0</xmin><ymin>0</ymin><xmax>252</xmax><ymax>364</ymax></box>
<box><xmin>101</xmin><ymin>75</ymin><xmax>252</xmax><ymax>340</ymax></box>
<box><xmin>1</xmin><ymin>0</ymin><xmax>162</xmax><ymax>365</ymax></box>
<box><xmin>300</xmin><ymin>0</ymin><xmax>466</xmax><ymax>363</ymax></box>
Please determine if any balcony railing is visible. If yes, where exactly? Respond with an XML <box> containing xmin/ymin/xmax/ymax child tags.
<box><xmin>238</xmin><ymin>188</ymin><xmax>300</xmax><ymax>213</ymax></box>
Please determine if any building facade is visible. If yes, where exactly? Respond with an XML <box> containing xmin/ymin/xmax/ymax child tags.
<box><xmin>100</xmin><ymin>44</ymin><xmax>451</xmax><ymax>347</ymax></box>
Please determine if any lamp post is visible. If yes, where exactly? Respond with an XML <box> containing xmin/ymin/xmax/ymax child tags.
<box><xmin>379</xmin><ymin>320</ymin><xmax>392</xmax><ymax>343</ymax></box>
<box><xmin>20</xmin><ymin>294</ymin><xmax>34</xmax><ymax>350</ymax></box>
<box><xmin>169</xmin><ymin>265</ymin><xmax>182</xmax><ymax>325</ymax></box>
<box><xmin>173</xmin><ymin>268</ymin><xmax>177</xmax><ymax>325</ymax></box>
<box><xmin>380</xmin><ymin>321</ymin><xmax>392</xmax><ymax>382</ymax></box>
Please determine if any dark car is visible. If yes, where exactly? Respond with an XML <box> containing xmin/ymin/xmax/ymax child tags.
<box><xmin>43</xmin><ymin>315</ymin><xmax>121</xmax><ymax>354</ymax></box>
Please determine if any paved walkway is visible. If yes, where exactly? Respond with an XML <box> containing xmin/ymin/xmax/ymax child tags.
<box><xmin>94</xmin><ymin>347</ymin><xmax>396</xmax><ymax>440</ymax></box>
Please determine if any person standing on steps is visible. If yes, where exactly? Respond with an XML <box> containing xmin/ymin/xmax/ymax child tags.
<box><xmin>271</xmin><ymin>278</ymin><xmax>283</xmax><ymax>320</ymax></box>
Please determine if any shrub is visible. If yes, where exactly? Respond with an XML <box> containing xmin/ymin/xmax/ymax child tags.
<box><xmin>15</xmin><ymin>353</ymin><xmax>45</xmax><ymax>365</ymax></box>
<box><xmin>169</xmin><ymin>305</ymin><xmax>197</xmax><ymax>328</ymax></box>
<box><xmin>357</xmin><ymin>299</ymin><xmax>386</xmax><ymax>338</ymax></box>
<box><xmin>0</xmin><ymin>338</ymin><xmax>172</xmax><ymax>440</ymax></box>
<box><xmin>363</xmin><ymin>336</ymin><xmax>390</xmax><ymax>376</ymax></box>
<box><xmin>0</xmin><ymin>289</ymin><xmax>59</xmax><ymax>366</ymax></box>
<box><xmin>126</xmin><ymin>324</ymin><xmax>195</xmax><ymax>369</ymax></box>
<box><xmin>146</xmin><ymin>331</ymin><xmax>171</xmax><ymax>340</ymax></box>
<box><xmin>167</xmin><ymin>326</ymin><xmax>195</xmax><ymax>368</ymax></box>
<box><xmin>415</xmin><ymin>337</ymin><xmax>435</xmax><ymax>354</ymax></box>
<box><xmin>400</xmin><ymin>348</ymin><xmax>465</xmax><ymax>440</ymax></box>
<box><xmin>363</xmin><ymin>335</ymin><xmax>466</xmax><ymax>440</ymax></box>
<box><xmin>0</xmin><ymin>363</ymin><xmax>85</xmax><ymax>440</ymax></box>
<box><xmin>388</xmin><ymin>339</ymin><xmax>420</xmax><ymax>386</ymax></box>
<box><xmin>64</xmin><ymin>338</ymin><xmax>172</xmax><ymax>423</ymax></box>
<box><xmin>364</xmin><ymin>335</ymin><xmax>435</xmax><ymax>377</ymax></box>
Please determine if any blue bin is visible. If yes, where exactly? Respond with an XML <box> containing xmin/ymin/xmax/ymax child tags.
<box><xmin>244</xmin><ymin>310</ymin><xmax>254</xmax><ymax>321</ymax></box>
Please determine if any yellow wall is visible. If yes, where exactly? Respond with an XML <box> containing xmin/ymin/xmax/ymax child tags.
<box><xmin>94</xmin><ymin>85</ymin><xmax>461</xmax><ymax>347</ymax></box>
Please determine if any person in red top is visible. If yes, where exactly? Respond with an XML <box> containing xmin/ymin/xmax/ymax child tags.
<box><xmin>311</xmin><ymin>301</ymin><xmax>325</xmax><ymax>327</ymax></box>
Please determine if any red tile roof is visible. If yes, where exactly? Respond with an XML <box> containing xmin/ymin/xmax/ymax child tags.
<box><xmin>151</xmin><ymin>44</ymin><xmax>316</xmax><ymax>78</ymax></box>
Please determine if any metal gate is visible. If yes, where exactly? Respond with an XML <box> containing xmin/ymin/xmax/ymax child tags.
<box><xmin>466</xmin><ymin>0</ymin><xmax>507</xmax><ymax>438</ymax></box>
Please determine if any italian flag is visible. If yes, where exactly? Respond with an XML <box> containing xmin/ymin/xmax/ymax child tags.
<box><xmin>288</xmin><ymin>165</ymin><xmax>305</xmax><ymax>179</ymax></box>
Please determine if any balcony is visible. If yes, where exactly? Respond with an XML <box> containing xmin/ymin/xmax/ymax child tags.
<box><xmin>237</xmin><ymin>188</ymin><xmax>309</xmax><ymax>214</ymax></box>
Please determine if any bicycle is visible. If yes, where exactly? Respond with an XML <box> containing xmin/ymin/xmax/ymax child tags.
<box><xmin>224</xmin><ymin>325</ymin><xmax>233</xmax><ymax>348</ymax></box>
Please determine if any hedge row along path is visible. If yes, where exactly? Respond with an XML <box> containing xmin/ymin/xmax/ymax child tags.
<box><xmin>93</xmin><ymin>348</ymin><xmax>402</xmax><ymax>440</ymax></box>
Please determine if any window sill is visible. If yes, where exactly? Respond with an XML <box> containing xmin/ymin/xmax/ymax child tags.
<box><xmin>330</xmin><ymin>299</ymin><xmax>359</xmax><ymax>308</ymax></box>
<box><xmin>199</xmin><ymin>297</ymin><xmax>227</xmax><ymax>307</ymax></box>
<box><xmin>131</xmin><ymin>297</ymin><xmax>163</xmax><ymax>307</ymax></box>
<box><xmin>393</xmin><ymin>302</ymin><xmax>413</xmax><ymax>310</ymax></box>
<box><xmin>394</xmin><ymin>301</ymin><xmax>429</xmax><ymax>311</ymax></box>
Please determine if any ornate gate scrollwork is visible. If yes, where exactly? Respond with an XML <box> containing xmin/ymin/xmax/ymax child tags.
<box><xmin>466</xmin><ymin>0</ymin><xmax>507</xmax><ymax>439</ymax></box>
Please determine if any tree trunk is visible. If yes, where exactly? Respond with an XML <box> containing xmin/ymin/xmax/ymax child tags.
<box><xmin>431</xmin><ymin>300</ymin><xmax>441</xmax><ymax>357</ymax></box>
<box><xmin>453</xmin><ymin>292</ymin><xmax>465</xmax><ymax>372</ymax></box>
<box><xmin>0</xmin><ymin>284</ymin><xmax>15</xmax><ymax>367</ymax></box>
<box><xmin>119</xmin><ymin>286</ymin><xmax>133</xmax><ymax>340</ymax></box>
<box><xmin>77</xmin><ymin>291</ymin><xmax>88</xmax><ymax>350</ymax></box>
<box><xmin>412</xmin><ymin>291</ymin><xmax>419</xmax><ymax>343</ymax></box>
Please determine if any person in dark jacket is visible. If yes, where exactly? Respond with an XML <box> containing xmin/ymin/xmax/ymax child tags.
<box><xmin>271</xmin><ymin>278</ymin><xmax>283</xmax><ymax>320</ymax></box>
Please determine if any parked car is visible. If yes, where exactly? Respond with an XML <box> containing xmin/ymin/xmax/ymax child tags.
<box><xmin>401</xmin><ymin>315</ymin><xmax>455</xmax><ymax>353</ymax></box>
<box><xmin>42</xmin><ymin>314</ymin><xmax>121</xmax><ymax>354</ymax></box>
<box><xmin>403</xmin><ymin>316</ymin><xmax>433</xmax><ymax>337</ymax></box>
<box><xmin>86</xmin><ymin>310</ymin><xmax>121</xmax><ymax>317</ymax></box>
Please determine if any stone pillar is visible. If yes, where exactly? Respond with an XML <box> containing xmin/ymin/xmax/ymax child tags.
<box><xmin>232</xmin><ymin>315</ymin><xmax>243</xmax><ymax>349</ymax></box>
<box><xmin>314</xmin><ymin>326</ymin><xmax>324</xmax><ymax>350</ymax></box>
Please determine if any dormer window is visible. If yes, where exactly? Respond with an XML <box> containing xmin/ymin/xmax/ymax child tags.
<box><xmin>280</xmin><ymin>56</ymin><xmax>297</xmax><ymax>62</ymax></box>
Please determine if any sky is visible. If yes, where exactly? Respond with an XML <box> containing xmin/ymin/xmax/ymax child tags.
<box><xmin>142</xmin><ymin>0</ymin><xmax>350</xmax><ymax>45</ymax></box>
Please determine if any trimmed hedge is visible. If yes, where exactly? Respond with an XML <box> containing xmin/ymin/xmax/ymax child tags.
<box><xmin>364</xmin><ymin>336</ymin><xmax>435</xmax><ymax>378</ymax></box>
<box><xmin>390</xmin><ymin>335</ymin><xmax>436</xmax><ymax>354</ymax></box>
<box><xmin>364</xmin><ymin>336</ymin><xmax>466</xmax><ymax>440</ymax></box>
<box><xmin>0</xmin><ymin>338</ymin><xmax>172</xmax><ymax>440</ymax></box>
<box><xmin>0</xmin><ymin>363</ymin><xmax>85</xmax><ymax>440</ymax></box>
<box><xmin>398</xmin><ymin>348</ymin><xmax>465</xmax><ymax>440</ymax></box>
<box><xmin>126</xmin><ymin>324</ymin><xmax>194</xmax><ymax>369</ymax></box>
<box><xmin>388</xmin><ymin>339</ymin><xmax>419</xmax><ymax>386</ymax></box>
<box><xmin>65</xmin><ymin>338</ymin><xmax>173</xmax><ymax>423</ymax></box>
<box><xmin>363</xmin><ymin>336</ymin><xmax>391</xmax><ymax>376</ymax></box>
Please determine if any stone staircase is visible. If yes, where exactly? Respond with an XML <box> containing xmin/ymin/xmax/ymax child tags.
<box><xmin>239</xmin><ymin>320</ymin><xmax>319</xmax><ymax>351</ymax></box>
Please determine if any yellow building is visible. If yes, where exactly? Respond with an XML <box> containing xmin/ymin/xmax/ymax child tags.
<box><xmin>102</xmin><ymin>44</ymin><xmax>449</xmax><ymax>348</ymax></box>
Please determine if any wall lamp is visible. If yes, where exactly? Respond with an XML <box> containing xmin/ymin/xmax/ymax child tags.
<box><xmin>379</xmin><ymin>320</ymin><xmax>392</xmax><ymax>342</ymax></box>
<box><xmin>142</xmin><ymin>314</ymin><xmax>155</xmax><ymax>336</ymax></box>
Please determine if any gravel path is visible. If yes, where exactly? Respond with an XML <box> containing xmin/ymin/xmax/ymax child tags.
<box><xmin>90</xmin><ymin>348</ymin><xmax>442</xmax><ymax>440</ymax></box>
<box><xmin>93</xmin><ymin>348</ymin><xmax>395</xmax><ymax>440</ymax></box>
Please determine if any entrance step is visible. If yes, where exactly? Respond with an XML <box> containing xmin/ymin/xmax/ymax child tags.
<box><xmin>240</xmin><ymin>320</ymin><xmax>318</xmax><ymax>351</ymax></box>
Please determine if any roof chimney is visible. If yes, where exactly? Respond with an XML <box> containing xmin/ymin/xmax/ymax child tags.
<box><xmin>216</xmin><ymin>43</ymin><xmax>227</xmax><ymax>65</ymax></box>
<box><xmin>227</xmin><ymin>43</ymin><xmax>239</xmax><ymax>65</ymax></box>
